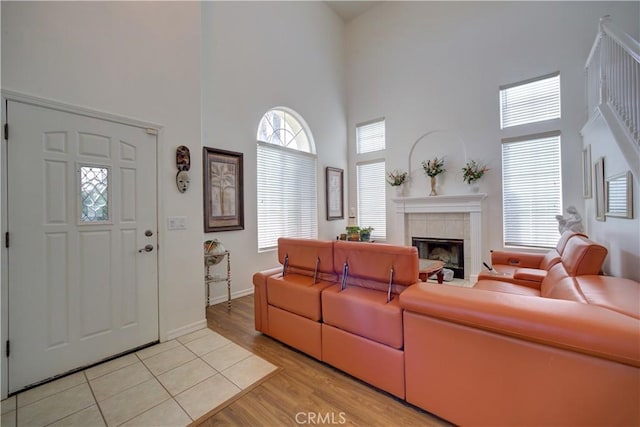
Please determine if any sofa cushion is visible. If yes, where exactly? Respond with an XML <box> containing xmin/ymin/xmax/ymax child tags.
<box><xmin>322</xmin><ymin>324</ymin><xmax>405</xmax><ymax>398</ymax></box>
<box><xmin>278</xmin><ymin>238</ymin><xmax>335</xmax><ymax>274</ymax></box>
<box><xmin>322</xmin><ymin>284</ymin><xmax>404</xmax><ymax>349</ymax></box>
<box><xmin>538</xmin><ymin>251</ymin><xmax>561</xmax><ymax>270</ymax></box>
<box><xmin>541</xmin><ymin>277</ymin><xmax>587</xmax><ymax>302</ymax></box>
<box><xmin>576</xmin><ymin>276</ymin><xmax>640</xmax><ymax>319</ymax></box>
<box><xmin>267</xmin><ymin>274</ymin><xmax>334</xmax><ymax>321</ymax></box>
<box><xmin>557</xmin><ymin>230</ymin><xmax>588</xmax><ymax>254</ymax></box>
<box><xmin>333</xmin><ymin>241</ymin><xmax>418</xmax><ymax>294</ymax></box>
<box><xmin>560</xmin><ymin>236</ymin><xmax>608</xmax><ymax>276</ymax></box>
<box><xmin>473</xmin><ymin>280</ymin><xmax>541</xmax><ymax>296</ymax></box>
<box><xmin>268</xmin><ymin>305</ymin><xmax>323</xmax><ymax>360</ymax></box>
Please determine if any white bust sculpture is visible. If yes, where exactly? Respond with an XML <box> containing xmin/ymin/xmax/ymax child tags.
<box><xmin>555</xmin><ymin>205</ymin><xmax>584</xmax><ymax>234</ymax></box>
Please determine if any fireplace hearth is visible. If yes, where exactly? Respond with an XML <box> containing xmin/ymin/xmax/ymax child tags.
<box><xmin>412</xmin><ymin>237</ymin><xmax>464</xmax><ymax>279</ymax></box>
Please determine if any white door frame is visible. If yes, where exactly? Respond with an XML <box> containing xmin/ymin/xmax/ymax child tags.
<box><xmin>0</xmin><ymin>90</ymin><xmax>166</xmax><ymax>399</ymax></box>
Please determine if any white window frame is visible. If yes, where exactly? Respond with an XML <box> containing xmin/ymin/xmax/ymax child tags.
<box><xmin>256</xmin><ymin>108</ymin><xmax>317</xmax><ymax>252</ymax></box>
<box><xmin>502</xmin><ymin>131</ymin><xmax>563</xmax><ymax>248</ymax></box>
<box><xmin>500</xmin><ymin>72</ymin><xmax>561</xmax><ymax>129</ymax></box>
<box><xmin>499</xmin><ymin>73</ymin><xmax>562</xmax><ymax>249</ymax></box>
<box><xmin>355</xmin><ymin>118</ymin><xmax>386</xmax><ymax>241</ymax></box>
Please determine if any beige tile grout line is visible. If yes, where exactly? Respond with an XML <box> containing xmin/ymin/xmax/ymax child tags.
<box><xmin>84</xmin><ymin>370</ymin><xmax>109</xmax><ymax>427</ymax></box>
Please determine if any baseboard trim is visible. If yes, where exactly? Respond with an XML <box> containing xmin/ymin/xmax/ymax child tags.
<box><xmin>207</xmin><ymin>288</ymin><xmax>254</xmax><ymax>307</ymax></box>
<box><xmin>166</xmin><ymin>319</ymin><xmax>207</xmax><ymax>341</ymax></box>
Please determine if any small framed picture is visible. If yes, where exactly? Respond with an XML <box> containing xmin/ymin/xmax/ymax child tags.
<box><xmin>203</xmin><ymin>147</ymin><xmax>244</xmax><ymax>232</ymax></box>
<box><xmin>326</xmin><ymin>167</ymin><xmax>344</xmax><ymax>220</ymax></box>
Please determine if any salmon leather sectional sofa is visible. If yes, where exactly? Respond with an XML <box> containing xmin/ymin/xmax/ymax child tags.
<box><xmin>252</xmin><ymin>236</ymin><xmax>640</xmax><ymax>425</ymax></box>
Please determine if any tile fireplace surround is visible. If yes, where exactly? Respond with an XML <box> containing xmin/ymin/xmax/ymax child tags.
<box><xmin>392</xmin><ymin>194</ymin><xmax>487</xmax><ymax>283</ymax></box>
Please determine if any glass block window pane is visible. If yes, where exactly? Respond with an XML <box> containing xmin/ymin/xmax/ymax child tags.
<box><xmin>81</xmin><ymin>166</ymin><xmax>109</xmax><ymax>222</ymax></box>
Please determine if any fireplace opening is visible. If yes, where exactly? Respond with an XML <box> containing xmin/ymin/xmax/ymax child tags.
<box><xmin>412</xmin><ymin>237</ymin><xmax>464</xmax><ymax>279</ymax></box>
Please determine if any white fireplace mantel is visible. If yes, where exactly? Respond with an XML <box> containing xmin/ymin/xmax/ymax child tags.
<box><xmin>392</xmin><ymin>193</ymin><xmax>487</xmax><ymax>283</ymax></box>
<box><xmin>392</xmin><ymin>194</ymin><xmax>486</xmax><ymax>214</ymax></box>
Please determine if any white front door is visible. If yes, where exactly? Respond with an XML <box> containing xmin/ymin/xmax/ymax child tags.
<box><xmin>7</xmin><ymin>100</ymin><xmax>158</xmax><ymax>393</ymax></box>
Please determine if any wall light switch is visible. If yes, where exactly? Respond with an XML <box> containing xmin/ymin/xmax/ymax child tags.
<box><xmin>167</xmin><ymin>216</ymin><xmax>187</xmax><ymax>230</ymax></box>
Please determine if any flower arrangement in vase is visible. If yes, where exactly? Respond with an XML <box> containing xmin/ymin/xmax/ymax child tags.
<box><xmin>386</xmin><ymin>170</ymin><xmax>408</xmax><ymax>197</ymax></box>
<box><xmin>461</xmin><ymin>160</ymin><xmax>489</xmax><ymax>192</ymax></box>
<box><xmin>421</xmin><ymin>157</ymin><xmax>445</xmax><ymax>196</ymax></box>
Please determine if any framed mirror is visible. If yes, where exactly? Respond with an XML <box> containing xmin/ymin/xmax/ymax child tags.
<box><xmin>605</xmin><ymin>171</ymin><xmax>633</xmax><ymax>219</ymax></box>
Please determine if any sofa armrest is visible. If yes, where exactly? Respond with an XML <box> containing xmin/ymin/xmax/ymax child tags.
<box><xmin>252</xmin><ymin>267</ymin><xmax>283</xmax><ymax>333</ymax></box>
<box><xmin>490</xmin><ymin>250</ymin><xmax>545</xmax><ymax>269</ymax></box>
<box><xmin>399</xmin><ymin>284</ymin><xmax>640</xmax><ymax>367</ymax></box>
<box><xmin>513</xmin><ymin>267</ymin><xmax>546</xmax><ymax>283</ymax></box>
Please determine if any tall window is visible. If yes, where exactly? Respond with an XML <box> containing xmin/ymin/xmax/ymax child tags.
<box><xmin>257</xmin><ymin>108</ymin><xmax>317</xmax><ymax>251</ymax></box>
<box><xmin>500</xmin><ymin>73</ymin><xmax>562</xmax><ymax>248</ymax></box>
<box><xmin>356</xmin><ymin>119</ymin><xmax>386</xmax><ymax>240</ymax></box>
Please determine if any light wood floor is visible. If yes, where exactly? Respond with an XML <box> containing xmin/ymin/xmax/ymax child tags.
<box><xmin>198</xmin><ymin>294</ymin><xmax>451</xmax><ymax>427</ymax></box>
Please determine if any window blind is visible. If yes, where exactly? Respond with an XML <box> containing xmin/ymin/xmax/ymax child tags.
<box><xmin>356</xmin><ymin>119</ymin><xmax>385</xmax><ymax>154</ymax></box>
<box><xmin>502</xmin><ymin>132</ymin><xmax>562</xmax><ymax>248</ymax></box>
<box><xmin>257</xmin><ymin>142</ymin><xmax>317</xmax><ymax>251</ymax></box>
<box><xmin>607</xmin><ymin>177</ymin><xmax>627</xmax><ymax>213</ymax></box>
<box><xmin>357</xmin><ymin>161</ymin><xmax>386</xmax><ymax>240</ymax></box>
<box><xmin>500</xmin><ymin>73</ymin><xmax>560</xmax><ymax>129</ymax></box>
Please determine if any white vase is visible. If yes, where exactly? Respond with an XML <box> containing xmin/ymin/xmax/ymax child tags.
<box><xmin>469</xmin><ymin>182</ymin><xmax>479</xmax><ymax>193</ymax></box>
<box><xmin>429</xmin><ymin>176</ymin><xmax>437</xmax><ymax>196</ymax></box>
<box><xmin>394</xmin><ymin>185</ymin><xmax>405</xmax><ymax>197</ymax></box>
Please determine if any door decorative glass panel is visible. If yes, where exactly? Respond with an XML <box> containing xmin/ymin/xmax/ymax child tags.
<box><xmin>80</xmin><ymin>165</ymin><xmax>109</xmax><ymax>222</ymax></box>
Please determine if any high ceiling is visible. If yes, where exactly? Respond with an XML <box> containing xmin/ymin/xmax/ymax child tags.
<box><xmin>325</xmin><ymin>1</ymin><xmax>381</xmax><ymax>22</ymax></box>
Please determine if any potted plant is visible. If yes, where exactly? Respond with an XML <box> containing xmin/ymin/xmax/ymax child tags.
<box><xmin>345</xmin><ymin>225</ymin><xmax>361</xmax><ymax>241</ymax></box>
<box><xmin>359</xmin><ymin>226</ymin><xmax>374</xmax><ymax>242</ymax></box>
<box><xmin>386</xmin><ymin>170</ymin><xmax>409</xmax><ymax>197</ymax></box>
<box><xmin>421</xmin><ymin>157</ymin><xmax>446</xmax><ymax>196</ymax></box>
<box><xmin>461</xmin><ymin>160</ymin><xmax>489</xmax><ymax>192</ymax></box>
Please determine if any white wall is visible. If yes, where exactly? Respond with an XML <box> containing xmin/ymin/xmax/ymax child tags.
<box><xmin>582</xmin><ymin>113</ymin><xmax>640</xmax><ymax>280</ymax></box>
<box><xmin>201</xmin><ymin>1</ymin><xmax>347</xmax><ymax>303</ymax></box>
<box><xmin>345</xmin><ymin>2</ymin><xmax>639</xmax><ymax>271</ymax></box>
<box><xmin>1</xmin><ymin>0</ymin><xmax>204</xmax><ymax>352</ymax></box>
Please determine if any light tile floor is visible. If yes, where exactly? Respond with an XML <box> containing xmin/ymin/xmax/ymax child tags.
<box><xmin>1</xmin><ymin>328</ymin><xmax>277</xmax><ymax>427</ymax></box>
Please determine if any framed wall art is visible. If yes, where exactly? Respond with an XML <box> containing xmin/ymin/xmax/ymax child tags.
<box><xmin>594</xmin><ymin>156</ymin><xmax>606</xmax><ymax>222</ymax></box>
<box><xmin>582</xmin><ymin>144</ymin><xmax>592</xmax><ymax>198</ymax></box>
<box><xmin>326</xmin><ymin>167</ymin><xmax>344</xmax><ymax>220</ymax></box>
<box><xmin>203</xmin><ymin>147</ymin><xmax>244</xmax><ymax>232</ymax></box>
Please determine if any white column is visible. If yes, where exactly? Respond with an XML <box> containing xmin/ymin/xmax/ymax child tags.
<box><xmin>469</xmin><ymin>211</ymin><xmax>482</xmax><ymax>284</ymax></box>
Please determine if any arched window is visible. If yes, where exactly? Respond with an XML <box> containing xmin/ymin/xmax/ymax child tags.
<box><xmin>257</xmin><ymin>108</ymin><xmax>317</xmax><ymax>251</ymax></box>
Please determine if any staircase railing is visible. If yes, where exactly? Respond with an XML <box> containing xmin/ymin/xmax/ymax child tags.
<box><xmin>586</xmin><ymin>16</ymin><xmax>640</xmax><ymax>147</ymax></box>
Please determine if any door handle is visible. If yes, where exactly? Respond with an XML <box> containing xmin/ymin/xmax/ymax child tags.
<box><xmin>138</xmin><ymin>244</ymin><xmax>154</xmax><ymax>253</ymax></box>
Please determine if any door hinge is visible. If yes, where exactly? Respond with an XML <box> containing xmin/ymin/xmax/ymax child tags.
<box><xmin>5</xmin><ymin>232</ymin><xmax>9</xmax><ymax>248</ymax></box>
<box><xmin>4</xmin><ymin>123</ymin><xmax>7</xmax><ymax>140</ymax></box>
<box><xmin>145</xmin><ymin>128</ymin><xmax>158</xmax><ymax>136</ymax></box>
<box><xmin>5</xmin><ymin>340</ymin><xmax>10</xmax><ymax>358</ymax></box>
